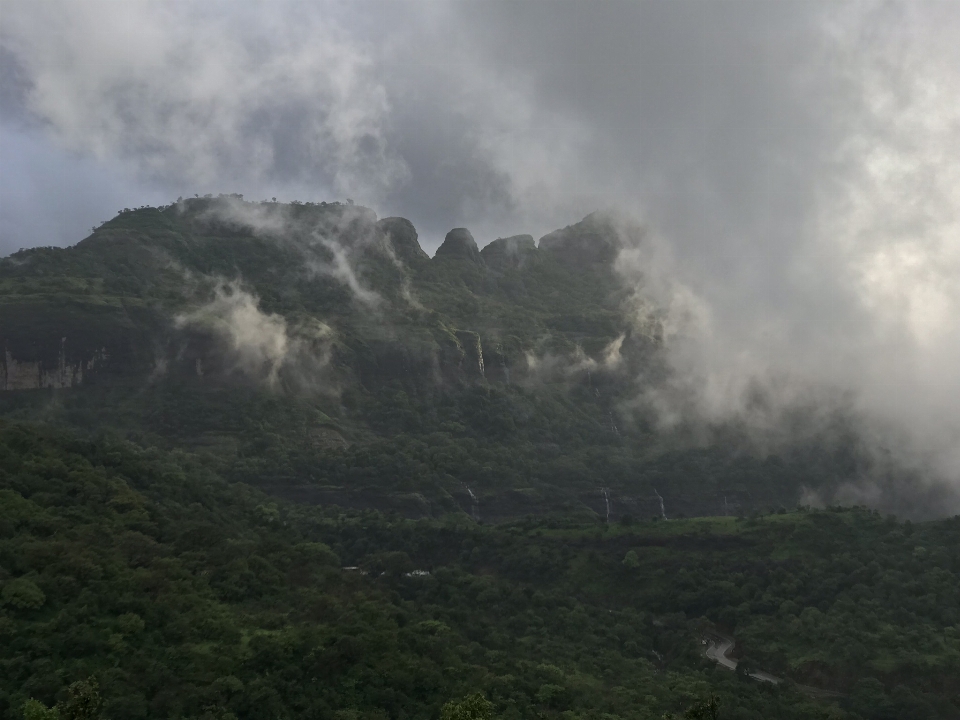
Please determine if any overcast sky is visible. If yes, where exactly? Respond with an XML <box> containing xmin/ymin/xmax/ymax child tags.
<box><xmin>2</xmin><ymin>0</ymin><xmax>960</xmax><ymax>492</ymax></box>
<box><xmin>3</xmin><ymin>0</ymin><xmax>937</xmax><ymax>252</ymax></box>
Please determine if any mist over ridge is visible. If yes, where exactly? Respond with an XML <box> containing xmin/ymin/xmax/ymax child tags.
<box><xmin>7</xmin><ymin>6</ymin><xmax>960</xmax><ymax>718</ymax></box>
<box><xmin>0</xmin><ymin>191</ymin><xmax>955</xmax><ymax>520</ymax></box>
<box><xmin>2</xmin><ymin>1</ymin><xmax>959</xmax><ymax>516</ymax></box>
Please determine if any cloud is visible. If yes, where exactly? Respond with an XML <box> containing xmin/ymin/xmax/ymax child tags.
<box><xmin>175</xmin><ymin>281</ymin><xmax>333</xmax><ymax>389</ymax></box>
<box><xmin>569</xmin><ymin>99</ymin><xmax>960</xmax><ymax>516</ymax></box>
<box><xmin>517</xmin><ymin>333</ymin><xmax>626</xmax><ymax>388</ymax></box>
<box><xmin>1</xmin><ymin>0</ymin><xmax>405</xmax><ymax>201</ymax></box>
<box><xmin>311</xmin><ymin>234</ymin><xmax>382</xmax><ymax>308</ymax></box>
<box><xmin>175</xmin><ymin>282</ymin><xmax>291</xmax><ymax>386</ymax></box>
<box><xmin>191</xmin><ymin>195</ymin><xmax>384</xmax><ymax>308</ymax></box>
<box><xmin>3</xmin><ymin>0</ymin><xmax>960</xmax><ymax>507</ymax></box>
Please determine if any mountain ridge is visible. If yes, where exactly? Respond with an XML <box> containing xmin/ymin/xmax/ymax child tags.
<box><xmin>0</xmin><ymin>197</ymin><xmax>948</xmax><ymax>522</ymax></box>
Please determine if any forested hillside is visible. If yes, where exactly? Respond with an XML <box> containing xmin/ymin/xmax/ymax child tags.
<box><xmin>2</xmin><ymin>198</ymin><xmax>957</xmax><ymax>719</ymax></box>
<box><xmin>1</xmin><ymin>197</ymin><xmax>938</xmax><ymax>521</ymax></box>
<box><xmin>2</xmin><ymin>421</ymin><xmax>957</xmax><ymax>719</ymax></box>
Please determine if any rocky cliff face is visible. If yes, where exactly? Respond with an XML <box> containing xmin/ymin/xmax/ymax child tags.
<box><xmin>453</xmin><ymin>330</ymin><xmax>485</xmax><ymax>377</ymax></box>
<box><xmin>538</xmin><ymin>211</ymin><xmax>624</xmax><ymax>268</ymax></box>
<box><xmin>2</xmin><ymin>340</ymin><xmax>107</xmax><ymax>391</ymax></box>
<box><xmin>377</xmin><ymin>217</ymin><xmax>429</xmax><ymax>266</ymax></box>
<box><xmin>434</xmin><ymin>228</ymin><xmax>482</xmax><ymax>264</ymax></box>
<box><xmin>1</xmin><ymin>203</ymin><xmax>636</xmax><ymax>398</ymax></box>
<box><xmin>480</xmin><ymin>234</ymin><xmax>537</xmax><ymax>270</ymax></box>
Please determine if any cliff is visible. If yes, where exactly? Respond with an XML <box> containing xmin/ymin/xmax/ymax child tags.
<box><xmin>0</xmin><ymin>201</ymin><xmax>632</xmax><ymax>393</ymax></box>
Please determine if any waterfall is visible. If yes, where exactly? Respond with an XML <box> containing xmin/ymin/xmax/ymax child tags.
<box><xmin>601</xmin><ymin>487</ymin><xmax>612</xmax><ymax>522</ymax></box>
<box><xmin>651</xmin><ymin>649</ymin><xmax>664</xmax><ymax>672</ymax></box>
<box><xmin>608</xmin><ymin>411</ymin><xmax>620</xmax><ymax>437</ymax></box>
<box><xmin>463</xmin><ymin>484</ymin><xmax>479</xmax><ymax>521</ymax></box>
<box><xmin>654</xmin><ymin>489</ymin><xmax>667</xmax><ymax>520</ymax></box>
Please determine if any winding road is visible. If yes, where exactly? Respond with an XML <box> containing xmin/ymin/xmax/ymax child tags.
<box><xmin>703</xmin><ymin>633</ymin><xmax>849</xmax><ymax>699</ymax></box>
<box><xmin>704</xmin><ymin>634</ymin><xmax>781</xmax><ymax>684</ymax></box>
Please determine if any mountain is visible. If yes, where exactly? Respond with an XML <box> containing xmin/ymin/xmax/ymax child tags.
<box><xmin>2</xmin><ymin>198</ymin><xmax>958</xmax><ymax>719</ymax></box>
<box><xmin>0</xmin><ymin>196</ymin><xmax>940</xmax><ymax>521</ymax></box>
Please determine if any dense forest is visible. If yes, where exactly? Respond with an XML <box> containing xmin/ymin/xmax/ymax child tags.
<box><xmin>2</xmin><ymin>420</ymin><xmax>958</xmax><ymax>718</ymax></box>
<box><xmin>2</xmin><ymin>198</ymin><xmax>957</xmax><ymax>718</ymax></box>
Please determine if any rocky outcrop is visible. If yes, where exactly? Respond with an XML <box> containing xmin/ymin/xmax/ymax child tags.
<box><xmin>434</xmin><ymin>228</ymin><xmax>483</xmax><ymax>264</ymax></box>
<box><xmin>538</xmin><ymin>211</ymin><xmax>624</xmax><ymax>268</ymax></box>
<box><xmin>480</xmin><ymin>234</ymin><xmax>537</xmax><ymax>269</ymax></box>
<box><xmin>308</xmin><ymin>425</ymin><xmax>349</xmax><ymax>450</ymax></box>
<box><xmin>377</xmin><ymin>217</ymin><xmax>429</xmax><ymax>265</ymax></box>
<box><xmin>430</xmin><ymin>325</ymin><xmax>487</xmax><ymax>381</ymax></box>
<box><xmin>454</xmin><ymin>330</ymin><xmax>485</xmax><ymax>377</ymax></box>
<box><xmin>2</xmin><ymin>340</ymin><xmax>107</xmax><ymax>391</ymax></box>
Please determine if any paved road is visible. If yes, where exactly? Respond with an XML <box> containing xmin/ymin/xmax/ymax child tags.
<box><xmin>704</xmin><ymin>635</ymin><xmax>781</xmax><ymax>684</ymax></box>
<box><xmin>704</xmin><ymin>634</ymin><xmax>849</xmax><ymax>697</ymax></box>
<box><xmin>705</xmin><ymin>637</ymin><xmax>737</xmax><ymax>670</ymax></box>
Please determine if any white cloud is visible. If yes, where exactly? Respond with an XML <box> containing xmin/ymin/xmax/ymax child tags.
<box><xmin>4</xmin><ymin>0</ymin><xmax>960</xmax><ymax>503</ymax></box>
<box><xmin>175</xmin><ymin>281</ymin><xmax>333</xmax><ymax>389</ymax></box>
<box><xmin>1</xmin><ymin>0</ymin><xmax>406</xmax><ymax>199</ymax></box>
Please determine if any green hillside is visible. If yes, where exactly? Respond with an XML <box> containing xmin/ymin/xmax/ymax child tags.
<box><xmin>2</xmin><ymin>196</ymin><xmax>932</xmax><ymax>522</ymax></box>
<box><xmin>2</xmin><ymin>420</ymin><xmax>957</xmax><ymax>719</ymax></box>
<box><xmin>2</xmin><ymin>198</ymin><xmax>956</xmax><ymax>718</ymax></box>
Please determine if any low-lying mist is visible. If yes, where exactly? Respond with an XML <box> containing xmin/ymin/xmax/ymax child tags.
<box><xmin>174</xmin><ymin>280</ymin><xmax>335</xmax><ymax>391</ymax></box>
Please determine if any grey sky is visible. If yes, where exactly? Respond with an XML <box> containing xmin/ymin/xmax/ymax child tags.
<box><xmin>0</xmin><ymin>1</ymin><xmax>941</xmax><ymax>249</ymax></box>
<box><xmin>0</xmin><ymin>0</ymin><xmax>842</xmax><ymax>252</ymax></box>
<box><xmin>2</xmin><ymin>0</ymin><xmax>959</xmax><ymax>491</ymax></box>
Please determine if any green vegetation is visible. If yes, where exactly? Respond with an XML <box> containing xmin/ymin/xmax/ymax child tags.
<box><xmin>23</xmin><ymin>678</ymin><xmax>102</xmax><ymax>720</ymax></box>
<box><xmin>3</xmin><ymin>198</ymin><xmax>920</xmax><ymax>520</ymax></box>
<box><xmin>2</xmin><ymin>420</ymin><xmax>957</xmax><ymax>718</ymax></box>
<box><xmin>441</xmin><ymin>693</ymin><xmax>494</xmax><ymax>720</ymax></box>
<box><xmin>662</xmin><ymin>696</ymin><xmax>720</xmax><ymax>720</ymax></box>
<box><xmin>2</xmin><ymin>199</ymin><xmax>956</xmax><ymax>718</ymax></box>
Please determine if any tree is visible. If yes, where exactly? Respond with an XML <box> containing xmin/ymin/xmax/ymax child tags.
<box><xmin>663</xmin><ymin>695</ymin><xmax>720</xmax><ymax>720</ymax></box>
<box><xmin>622</xmin><ymin>550</ymin><xmax>640</xmax><ymax>568</ymax></box>
<box><xmin>59</xmin><ymin>678</ymin><xmax>103</xmax><ymax>720</ymax></box>
<box><xmin>441</xmin><ymin>693</ymin><xmax>494</xmax><ymax>720</ymax></box>
<box><xmin>1</xmin><ymin>578</ymin><xmax>45</xmax><ymax>610</ymax></box>
<box><xmin>22</xmin><ymin>700</ymin><xmax>59</xmax><ymax>720</ymax></box>
<box><xmin>21</xmin><ymin>683</ymin><xmax>104</xmax><ymax>720</ymax></box>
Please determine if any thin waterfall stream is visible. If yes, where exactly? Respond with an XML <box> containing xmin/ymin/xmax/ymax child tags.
<box><xmin>653</xmin><ymin>489</ymin><xmax>667</xmax><ymax>520</ymax></box>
